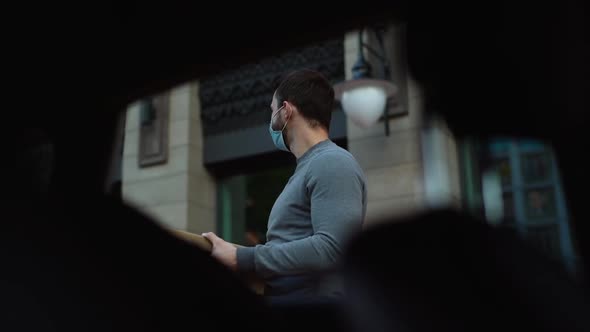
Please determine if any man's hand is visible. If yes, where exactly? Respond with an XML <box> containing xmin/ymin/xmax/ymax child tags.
<box><xmin>201</xmin><ymin>232</ymin><xmax>238</xmax><ymax>271</ymax></box>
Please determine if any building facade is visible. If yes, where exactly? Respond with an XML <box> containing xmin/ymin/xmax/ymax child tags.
<box><xmin>118</xmin><ymin>24</ymin><xmax>579</xmax><ymax>277</ymax></box>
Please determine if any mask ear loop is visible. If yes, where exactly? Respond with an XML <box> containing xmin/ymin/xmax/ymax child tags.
<box><xmin>281</xmin><ymin>103</ymin><xmax>293</xmax><ymax>131</ymax></box>
<box><xmin>271</xmin><ymin>105</ymin><xmax>289</xmax><ymax>131</ymax></box>
<box><xmin>271</xmin><ymin>105</ymin><xmax>283</xmax><ymax>124</ymax></box>
<box><xmin>280</xmin><ymin>113</ymin><xmax>289</xmax><ymax>131</ymax></box>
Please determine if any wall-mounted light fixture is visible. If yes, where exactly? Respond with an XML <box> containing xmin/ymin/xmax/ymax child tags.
<box><xmin>138</xmin><ymin>94</ymin><xmax>169</xmax><ymax>167</ymax></box>
<box><xmin>334</xmin><ymin>26</ymin><xmax>399</xmax><ymax>136</ymax></box>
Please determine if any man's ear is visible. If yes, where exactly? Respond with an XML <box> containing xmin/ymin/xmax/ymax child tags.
<box><xmin>285</xmin><ymin>102</ymin><xmax>296</xmax><ymax>119</ymax></box>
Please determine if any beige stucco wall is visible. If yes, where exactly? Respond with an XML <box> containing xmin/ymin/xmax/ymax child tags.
<box><xmin>121</xmin><ymin>82</ymin><xmax>216</xmax><ymax>233</ymax></box>
<box><xmin>421</xmin><ymin>116</ymin><xmax>462</xmax><ymax>209</ymax></box>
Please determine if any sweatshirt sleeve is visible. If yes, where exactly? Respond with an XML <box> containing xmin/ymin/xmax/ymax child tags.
<box><xmin>239</xmin><ymin>152</ymin><xmax>365</xmax><ymax>278</ymax></box>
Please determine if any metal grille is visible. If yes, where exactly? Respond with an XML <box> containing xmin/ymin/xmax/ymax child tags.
<box><xmin>199</xmin><ymin>39</ymin><xmax>345</xmax><ymax>136</ymax></box>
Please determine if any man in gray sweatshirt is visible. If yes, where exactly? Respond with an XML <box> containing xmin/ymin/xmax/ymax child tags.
<box><xmin>203</xmin><ymin>69</ymin><xmax>367</xmax><ymax>302</ymax></box>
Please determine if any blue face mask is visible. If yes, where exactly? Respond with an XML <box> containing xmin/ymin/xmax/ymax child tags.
<box><xmin>269</xmin><ymin>105</ymin><xmax>290</xmax><ymax>152</ymax></box>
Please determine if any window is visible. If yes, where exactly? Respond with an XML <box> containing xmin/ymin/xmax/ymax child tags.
<box><xmin>461</xmin><ymin>137</ymin><xmax>578</xmax><ymax>274</ymax></box>
<box><xmin>217</xmin><ymin>164</ymin><xmax>296</xmax><ymax>246</ymax></box>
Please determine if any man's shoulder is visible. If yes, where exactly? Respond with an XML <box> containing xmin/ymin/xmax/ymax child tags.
<box><xmin>313</xmin><ymin>146</ymin><xmax>353</xmax><ymax>163</ymax></box>
<box><xmin>305</xmin><ymin>144</ymin><xmax>367</xmax><ymax>193</ymax></box>
<box><xmin>308</xmin><ymin>144</ymin><xmax>364</xmax><ymax>176</ymax></box>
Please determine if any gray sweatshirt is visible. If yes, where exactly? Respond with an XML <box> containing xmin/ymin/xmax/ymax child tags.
<box><xmin>236</xmin><ymin>139</ymin><xmax>367</xmax><ymax>297</ymax></box>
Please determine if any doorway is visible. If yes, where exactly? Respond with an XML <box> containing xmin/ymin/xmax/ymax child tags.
<box><xmin>217</xmin><ymin>164</ymin><xmax>296</xmax><ymax>246</ymax></box>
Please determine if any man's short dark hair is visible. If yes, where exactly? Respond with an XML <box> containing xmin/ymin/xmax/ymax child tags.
<box><xmin>272</xmin><ymin>69</ymin><xmax>335</xmax><ymax>130</ymax></box>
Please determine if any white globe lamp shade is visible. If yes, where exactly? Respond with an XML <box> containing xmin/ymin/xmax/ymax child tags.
<box><xmin>334</xmin><ymin>78</ymin><xmax>397</xmax><ymax>128</ymax></box>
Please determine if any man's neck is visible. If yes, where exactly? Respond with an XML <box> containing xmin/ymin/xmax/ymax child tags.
<box><xmin>289</xmin><ymin>128</ymin><xmax>329</xmax><ymax>159</ymax></box>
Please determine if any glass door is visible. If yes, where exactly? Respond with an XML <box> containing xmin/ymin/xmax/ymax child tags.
<box><xmin>462</xmin><ymin>137</ymin><xmax>578</xmax><ymax>274</ymax></box>
<box><xmin>217</xmin><ymin>164</ymin><xmax>296</xmax><ymax>246</ymax></box>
